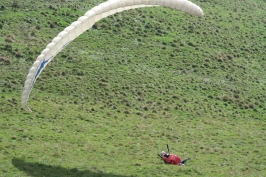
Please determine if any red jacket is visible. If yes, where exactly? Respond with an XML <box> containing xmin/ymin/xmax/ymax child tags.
<box><xmin>162</xmin><ymin>154</ymin><xmax>182</xmax><ymax>165</ymax></box>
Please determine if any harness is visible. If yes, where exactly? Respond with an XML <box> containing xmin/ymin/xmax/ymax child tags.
<box><xmin>161</xmin><ymin>154</ymin><xmax>182</xmax><ymax>165</ymax></box>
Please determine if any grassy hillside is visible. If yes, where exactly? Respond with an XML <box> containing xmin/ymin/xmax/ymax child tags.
<box><xmin>0</xmin><ymin>0</ymin><xmax>265</xmax><ymax>176</ymax></box>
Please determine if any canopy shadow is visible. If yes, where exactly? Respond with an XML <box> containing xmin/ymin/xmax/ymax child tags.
<box><xmin>12</xmin><ymin>158</ymin><xmax>131</xmax><ymax>177</ymax></box>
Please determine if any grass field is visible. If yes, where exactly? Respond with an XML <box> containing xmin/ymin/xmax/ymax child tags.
<box><xmin>0</xmin><ymin>0</ymin><xmax>266</xmax><ymax>176</ymax></box>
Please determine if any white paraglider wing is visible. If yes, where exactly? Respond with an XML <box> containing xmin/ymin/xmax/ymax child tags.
<box><xmin>22</xmin><ymin>0</ymin><xmax>204</xmax><ymax>111</ymax></box>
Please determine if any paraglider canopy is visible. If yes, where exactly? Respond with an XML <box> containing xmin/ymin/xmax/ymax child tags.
<box><xmin>21</xmin><ymin>0</ymin><xmax>204</xmax><ymax>111</ymax></box>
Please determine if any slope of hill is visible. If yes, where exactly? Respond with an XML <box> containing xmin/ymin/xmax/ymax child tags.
<box><xmin>0</xmin><ymin>0</ymin><xmax>265</xmax><ymax>176</ymax></box>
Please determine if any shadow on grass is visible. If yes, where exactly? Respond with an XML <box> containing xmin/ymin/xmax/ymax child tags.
<box><xmin>12</xmin><ymin>158</ymin><xmax>130</xmax><ymax>177</ymax></box>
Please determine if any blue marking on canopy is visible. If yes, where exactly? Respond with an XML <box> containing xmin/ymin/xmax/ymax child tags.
<box><xmin>30</xmin><ymin>41</ymin><xmax>72</xmax><ymax>89</ymax></box>
<box><xmin>35</xmin><ymin>56</ymin><xmax>53</xmax><ymax>79</ymax></box>
<box><xmin>61</xmin><ymin>41</ymin><xmax>71</xmax><ymax>51</ymax></box>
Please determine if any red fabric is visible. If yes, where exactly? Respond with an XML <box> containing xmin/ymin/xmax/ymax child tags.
<box><xmin>162</xmin><ymin>154</ymin><xmax>182</xmax><ymax>165</ymax></box>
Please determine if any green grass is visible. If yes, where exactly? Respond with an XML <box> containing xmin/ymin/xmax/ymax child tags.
<box><xmin>0</xmin><ymin>0</ymin><xmax>266</xmax><ymax>176</ymax></box>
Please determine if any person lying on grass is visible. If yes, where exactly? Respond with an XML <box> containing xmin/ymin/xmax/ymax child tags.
<box><xmin>159</xmin><ymin>151</ymin><xmax>190</xmax><ymax>166</ymax></box>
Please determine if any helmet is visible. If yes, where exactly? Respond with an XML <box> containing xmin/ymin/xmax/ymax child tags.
<box><xmin>160</xmin><ymin>151</ymin><xmax>166</xmax><ymax>156</ymax></box>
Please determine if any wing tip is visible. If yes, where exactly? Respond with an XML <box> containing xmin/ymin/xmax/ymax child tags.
<box><xmin>22</xmin><ymin>103</ymin><xmax>32</xmax><ymax>112</ymax></box>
